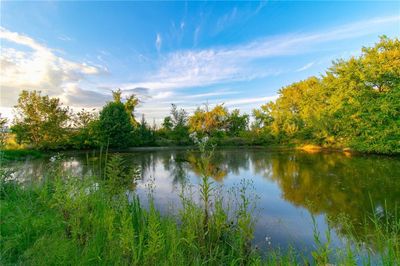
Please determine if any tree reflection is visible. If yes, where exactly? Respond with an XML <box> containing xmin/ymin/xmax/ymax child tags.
<box><xmin>160</xmin><ymin>151</ymin><xmax>188</xmax><ymax>184</ymax></box>
<box><xmin>251</xmin><ymin>151</ymin><xmax>400</xmax><ymax>246</ymax></box>
<box><xmin>186</xmin><ymin>151</ymin><xmax>228</xmax><ymax>182</ymax></box>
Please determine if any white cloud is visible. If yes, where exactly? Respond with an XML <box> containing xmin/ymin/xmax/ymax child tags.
<box><xmin>224</xmin><ymin>95</ymin><xmax>279</xmax><ymax>106</ymax></box>
<box><xmin>183</xmin><ymin>90</ymin><xmax>239</xmax><ymax>99</ymax></box>
<box><xmin>59</xmin><ymin>83</ymin><xmax>110</xmax><ymax>108</ymax></box>
<box><xmin>1</xmin><ymin>15</ymin><xmax>398</xmax><ymax>123</ymax></box>
<box><xmin>155</xmin><ymin>33</ymin><xmax>162</xmax><ymax>52</ymax></box>
<box><xmin>296</xmin><ymin>61</ymin><xmax>315</xmax><ymax>72</ymax></box>
<box><xmin>0</xmin><ymin>27</ymin><xmax>105</xmax><ymax>109</ymax></box>
<box><xmin>120</xmin><ymin>16</ymin><xmax>399</xmax><ymax>93</ymax></box>
<box><xmin>152</xmin><ymin>91</ymin><xmax>174</xmax><ymax>100</ymax></box>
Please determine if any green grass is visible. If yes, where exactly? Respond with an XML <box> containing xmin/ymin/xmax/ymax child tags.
<box><xmin>0</xmin><ymin>154</ymin><xmax>398</xmax><ymax>265</ymax></box>
<box><xmin>0</xmin><ymin>149</ymin><xmax>43</xmax><ymax>161</ymax></box>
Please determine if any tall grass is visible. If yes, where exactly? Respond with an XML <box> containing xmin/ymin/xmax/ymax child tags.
<box><xmin>0</xmin><ymin>146</ymin><xmax>399</xmax><ymax>265</ymax></box>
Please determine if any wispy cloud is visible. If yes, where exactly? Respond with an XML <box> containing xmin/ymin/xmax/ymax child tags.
<box><xmin>183</xmin><ymin>90</ymin><xmax>239</xmax><ymax>99</ymax></box>
<box><xmin>155</xmin><ymin>33</ymin><xmax>162</xmax><ymax>52</ymax></box>
<box><xmin>254</xmin><ymin>1</ymin><xmax>268</xmax><ymax>15</ymax></box>
<box><xmin>224</xmin><ymin>95</ymin><xmax>279</xmax><ymax>106</ymax></box>
<box><xmin>120</xmin><ymin>16</ymin><xmax>399</xmax><ymax>92</ymax></box>
<box><xmin>296</xmin><ymin>61</ymin><xmax>315</xmax><ymax>72</ymax></box>
<box><xmin>57</xmin><ymin>34</ymin><xmax>72</xmax><ymax>41</ymax></box>
<box><xmin>215</xmin><ymin>7</ymin><xmax>238</xmax><ymax>33</ymax></box>
<box><xmin>193</xmin><ymin>26</ymin><xmax>201</xmax><ymax>46</ymax></box>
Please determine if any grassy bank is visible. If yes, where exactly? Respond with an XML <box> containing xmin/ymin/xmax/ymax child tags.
<box><xmin>0</xmin><ymin>149</ymin><xmax>44</xmax><ymax>161</ymax></box>
<box><xmin>1</xmin><ymin>160</ymin><xmax>263</xmax><ymax>265</ymax></box>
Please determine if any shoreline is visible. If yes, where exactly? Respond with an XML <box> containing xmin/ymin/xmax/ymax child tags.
<box><xmin>2</xmin><ymin>144</ymin><xmax>399</xmax><ymax>161</ymax></box>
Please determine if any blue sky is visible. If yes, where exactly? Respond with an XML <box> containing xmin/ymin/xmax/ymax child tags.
<box><xmin>1</xmin><ymin>1</ymin><xmax>399</xmax><ymax>123</ymax></box>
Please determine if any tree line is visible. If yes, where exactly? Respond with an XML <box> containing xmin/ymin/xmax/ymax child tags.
<box><xmin>3</xmin><ymin>36</ymin><xmax>399</xmax><ymax>154</ymax></box>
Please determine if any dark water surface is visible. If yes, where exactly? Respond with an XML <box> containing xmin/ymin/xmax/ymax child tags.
<box><xmin>6</xmin><ymin>148</ymin><xmax>400</xmax><ymax>254</ymax></box>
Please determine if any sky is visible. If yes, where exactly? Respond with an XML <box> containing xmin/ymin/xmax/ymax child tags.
<box><xmin>0</xmin><ymin>1</ymin><xmax>399</xmax><ymax>124</ymax></box>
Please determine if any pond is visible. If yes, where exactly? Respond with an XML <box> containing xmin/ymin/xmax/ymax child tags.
<box><xmin>5</xmin><ymin>148</ymin><xmax>400</xmax><ymax>255</ymax></box>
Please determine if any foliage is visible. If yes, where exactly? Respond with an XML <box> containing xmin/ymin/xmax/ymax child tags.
<box><xmin>0</xmin><ymin>114</ymin><xmax>7</xmax><ymax>150</ymax></box>
<box><xmin>132</xmin><ymin>115</ymin><xmax>156</xmax><ymax>146</ymax></box>
<box><xmin>1</xmin><ymin>149</ymin><xmax>43</xmax><ymax>161</ymax></box>
<box><xmin>112</xmin><ymin>89</ymin><xmax>140</xmax><ymax>127</ymax></box>
<box><xmin>10</xmin><ymin>91</ymin><xmax>70</xmax><ymax>149</ymax></box>
<box><xmin>105</xmin><ymin>154</ymin><xmax>140</xmax><ymax>194</ymax></box>
<box><xmin>69</xmin><ymin>109</ymin><xmax>101</xmax><ymax>149</ymax></box>
<box><xmin>188</xmin><ymin>104</ymin><xmax>228</xmax><ymax>136</ymax></box>
<box><xmin>98</xmin><ymin>101</ymin><xmax>134</xmax><ymax>148</ymax></box>
<box><xmin>226</xmin><ymin>109</ymin><xmax>249</xmax><ymax>137</ymax></box>
<box><xmin>159</xmin><ymin>104</ymin><xmax>191</xmax><ymax>145</ymax></box>
<box><xmin>253</xmin><ymin>36</ymin><xmax>400</xmax><ymax>154</ymax></box>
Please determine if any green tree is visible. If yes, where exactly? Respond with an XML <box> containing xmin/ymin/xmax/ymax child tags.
<box><xmin>11</xmin><ymin>90</ymin><xmax>70</xmax><ymax>149</ymax></box>
<box><xmin>168</xmin><ymin>104</ymin><xmax>190</xmax><ymax>145</ymax></box>
<box><xmin>0</xmin><ymin>114</ymin><xmax>7</xmax><ymax>150</ymax></box>
<box><xmin>132</xmin><ymin>114</ymin><xmax>155</xmax><ymax>146</ymax></box>
<box><xmin>112</xmin><ymin>89</ymin><xmax>140</xmax><ymax>126</ymax></box>
<box><xmin>322</xmin><ymin>36</ymin><xmax>400</xmax><ymax>152</ymax></box>
<box><xmin>70</xmin><ymin>109</ymin><xmax>100</xmax><ymax>148</ymax></box>
<box><xmin>98</xmin><ymin>101</ymin><xmax>134</xmax><ymax>148</ymax></box>
<box><xmin>162</xmin><ymin>116</ymin><xmax>173</xmax><ymax>131</ymax></box>
<box><xmin>256</xmin><ymin>36</ymin><xmax>400</xmax><ymax>153</ymax></box>
<box><xmin>226</xmin><ymin>109</ymin><xmax>249</xmax><ymax>137</ymax></box>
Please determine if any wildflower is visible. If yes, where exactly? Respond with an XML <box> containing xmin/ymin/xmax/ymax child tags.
<box><xmin>265</xmin><ymin>236</ymin><xmax>272</xmax><ymax>245</ymax></box>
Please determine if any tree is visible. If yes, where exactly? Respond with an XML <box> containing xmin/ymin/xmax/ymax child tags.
<box><xmin>11</xmin><ymin>90</ymin><xmax>70</xmax><ymax>149</ymax></box>
<box><xmin>170</xmin><ymin>104</ymin><xmax>188</xmax><ymax>129</ymax></box>
<box><xmin>162</xmin><ymin>116</ymin><xmax>173</xmax><ymax>131</ymax></box>
<box><xmin>226</xmin><ymin>109</ymin><xmax>249</xmax><ymax>136</ymax></box>
<box><xmin>322</xmin><ymin>36</ymin><xmax>400</xmax><ymax>152</ymax></box>
<box><xmin>132</xmin><ymin>114</ymin><xmax>155</xmax><ymax>146</ymax></box>
<box><xmin>112</xmin><ymin>89</ymin><xmax>140</xmax><ymax>126</ymax></box>
<box><xmin>188</xmin><ymin>104</ymin><xmax>228</xmax><ymax>136</ymax></box>
<box><xmin>167</xmin><ymin>104</ymin><xmax>190</xmax><ymax>144</ymax></box>
<box><xmin>0</xmin><ymin>114</ymin><xmax>7</xmax><ymax>150</ymax></box>
<box><xmin>70</xmin><ymin>109</ymin><xmax>100</xmax><ymax>148</ymax></box>
<box><xmin>98</xmin><ymin>101</ymin><xmax>134</xmax><ymax>148</ymax></box>
<box><xmin>255</xmin><ymin>36</ymin><xmax>400</xmax><ymax>153</ymax></box>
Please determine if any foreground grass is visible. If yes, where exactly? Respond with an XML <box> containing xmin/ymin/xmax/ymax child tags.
<box><xmin>0</xmin><ymin>178</ymin><xmax>264</xmax><ymax>265</ymax></box>
<box><xmin>0</xmin><ymin>155</ymin><xmax>399</xmax><ymax>265</ymax></box>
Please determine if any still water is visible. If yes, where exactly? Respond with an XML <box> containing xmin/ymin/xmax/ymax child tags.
<box><xmin>6</xmin><ymin>148</ymin><xmax>400</xmax><ymax>254</ymax></box>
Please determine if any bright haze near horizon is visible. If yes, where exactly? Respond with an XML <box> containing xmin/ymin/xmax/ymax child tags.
<box><xmin>0</xmin><ymin>1</ymin><xmax>399</xmax><ymax>124</ymax></box>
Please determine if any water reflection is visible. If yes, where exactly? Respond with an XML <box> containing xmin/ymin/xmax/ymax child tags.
<box><xmin>249</xmin><ymin>152</ymin><xmax>400</xmax><ymax>244</ymax></box>
<box><xmin>4</xmin><ymin>149</ymin><xmax>400</xmax><ymax>251</ymax></box>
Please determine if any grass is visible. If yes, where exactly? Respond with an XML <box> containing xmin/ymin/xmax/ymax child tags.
<box><xmin>0</xmin><ymin>149</ymin><xmax>43</xmax><ymax>161</ymax></box>
<box><xmin>0</xmin><ymin>149</ymin><xmax>399</xmax><ymax>265</ymax></box>
<box><xmin>0</xmin><ymin>167</ymin><xmax>262</xmax><ymax>265</ymax></box>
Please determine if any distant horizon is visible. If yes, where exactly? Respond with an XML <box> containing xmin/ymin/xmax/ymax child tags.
<box><xmin>1</xmin><ymin>1</ymin><xmax>399</xmax><ymax>124</ymax></box>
